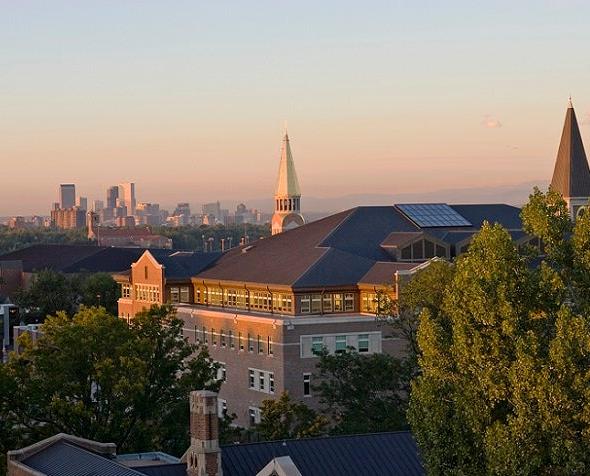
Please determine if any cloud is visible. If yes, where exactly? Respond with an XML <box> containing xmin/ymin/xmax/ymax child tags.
<box><xmin>481</xmin><ymin>115</ymin><xmax>502</xmax><ymax>129</ymax></box>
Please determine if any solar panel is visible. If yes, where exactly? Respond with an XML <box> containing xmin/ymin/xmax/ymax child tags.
<box><xmin>396</xmin><ymin>203</ymin><xmax>472</xmax><ymax>228</ymax></box>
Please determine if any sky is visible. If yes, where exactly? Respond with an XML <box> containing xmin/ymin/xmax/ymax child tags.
<box><xmin>2</xmin><ymin>0</ymin><xmax>590</xmax><ymax>215</ymax></box>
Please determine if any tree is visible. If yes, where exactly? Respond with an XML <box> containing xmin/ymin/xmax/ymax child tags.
<box><xmin>314</xmin><ymin>349</ymin><xmax>408</xmax><ymax>434</ymax></box>
<box><xmin>0</xmin><ymin>305</ymin><xmax>220</xmax><ymax>462</ymax></box>
<box><xmin>409</xmin><ymin>190</ymin><xmax>590</xmax><ymax>475</ymax></box>
<box><xmin>77</xmin><ymin>272</ymin><xmax>121</xmax><ymax>315</ymax></box>
<box><xmin>13</xmin><ymin>269</ymin><xmax>78</xmax><ymax>322</ymax></box>
<box><xmin>256</xmin><ymin>392</ymin><xmax>328</xmax><ymax>441</ymax></box>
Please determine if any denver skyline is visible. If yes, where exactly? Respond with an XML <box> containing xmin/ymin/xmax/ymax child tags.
<box><xmin>2</xmin><ymin>1</ymin><xmax>590</xmax><ymax>215</ymax></box>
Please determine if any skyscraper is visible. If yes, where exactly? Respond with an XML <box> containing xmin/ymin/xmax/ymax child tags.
<box><xmin>106</xmin><ymin>186</ymin><xmax>119</xmax><ymax>210</ymax></box>
<box><xmin>118</xmin><ymin>182</ymin><xmax>136</xmax><ymax>215</ymax></box>
<box><xmin>76</xmin><ymin>196</ymin><xmax>87</xmax><ymax>211</ymax></box>
<box><xmin>59</xmin><ymin>184</ymin><xmax>76</xmax><ymax>209</ymax></box>
<box><xmin>271</xmin><ymin>129</ymin><xmax>304</xmax><ymax>235</ymax></box>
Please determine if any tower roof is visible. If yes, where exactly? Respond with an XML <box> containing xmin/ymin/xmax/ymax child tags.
<box><xmin>551</xmin><ymin>99</ymin><xmax>590</xmax><ymax>198</ymax></box>
<box><xmin>275</xmin><ymin>131</ymin><xmax>301</xmax><ymax>197</ymax></box>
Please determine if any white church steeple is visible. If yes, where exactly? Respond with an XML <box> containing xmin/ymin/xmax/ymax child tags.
<box><xmin>271</xmin><ymin>128</ymin><xmax>304</xmax><ymax>235</ymax></box>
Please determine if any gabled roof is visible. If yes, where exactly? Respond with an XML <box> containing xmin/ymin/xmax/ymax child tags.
<box><xmin>550</xmin><ymin>100</ymin><xmax>590</xmax><ymax>198</ymax></box>
<box><xmin>275</xmin><ymin>132</ymin><xmax>301</xmax><ymax>197</ymax></box>
<box><xmin>358</xmin><ymin>262</ymin><xmax>422</xmax><ymax>286</ymax></box>
<box><xmin>221</xmin><ymin>431</ymin><xmax>423</xmax><ymax>476</ymax></box>
<box><xmin>21</xmin><ymin>440</ymin><xmax>145</xmax><ymax>476</ymax></box>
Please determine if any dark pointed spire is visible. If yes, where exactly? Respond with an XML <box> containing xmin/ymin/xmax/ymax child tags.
<box><xmin>551</xmin><ymin>98</ymin><xmax>590</xmax><ymax>198</ymax></box>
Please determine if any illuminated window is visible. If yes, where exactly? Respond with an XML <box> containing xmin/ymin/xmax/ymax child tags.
<box><xmin>301</xmin><ymin>295</ymin><xmax>311</xmax><ymax>313</ymax></box>
<box><xmin>344</xmin><ymin>293</ymin><xmax>354</xmax><ymax>311</ymax></box>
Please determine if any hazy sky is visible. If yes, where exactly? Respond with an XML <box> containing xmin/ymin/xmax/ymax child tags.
<box><xmin>2</xmin><ymin>1</ymin><xmax>590</xmax><ymax>215</ymax></box>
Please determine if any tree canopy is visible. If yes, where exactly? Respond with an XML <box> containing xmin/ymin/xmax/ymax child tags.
<box><xmin>0</xmin><ymin>305</ymin><xmax>220</xmax><ymax>474</ymax></box>
<box><xmin>409</xmin><ymin>188</ymin><xmax>590</xmax><ymax>475</ymax></box>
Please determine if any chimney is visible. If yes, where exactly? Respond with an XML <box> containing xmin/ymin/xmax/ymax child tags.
<box><xmin>186</xmin><ymin>390</ymin><xmax>222</xmax><ymax>476</ymax></box>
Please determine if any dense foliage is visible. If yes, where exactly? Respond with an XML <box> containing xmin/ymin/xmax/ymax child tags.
<box><xmin>0</xmin><ymin>305</ymin><xmax>220</xmax><ymax>474</ymax></box>
<box><xmin>256</xmin><ymin>392</ymin><xmax>328</xmax><ymax>440</ymax></box>
<box><xmin>409</xmin><ymin>188</ymin><xmax>590</xmax><ymax>475</ymax></box>
<box><xmin>13</xmin><ymin>270</ymin><xmax>120</xmax><ymax>321</ymax></box>
<box><xmin>0</xmin><ymin>226</ymin><xmax>89</xmax><ymax>255</ymax></box>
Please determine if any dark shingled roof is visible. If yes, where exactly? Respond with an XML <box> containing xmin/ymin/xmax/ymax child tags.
<box><xmin>221</xmin><ymin>431</ymin><xmax>424</xmax><ymax>476</ymax></box>
<box><xmin>358</xmin><ymin>262</ymin><xmax>422</xmax><ymax>286</ymax></box>
<box><xmin>195</xmin><ymin>204</ymin><xmax>522</xmax><ymax>288</ymax></box>
<box><xmin>551</xmin><ymin>103</ymin><xmax>590</xmax><ymax>198</ymax></box>
<box><xmin>22</xmin><ymin>440</ymin><xmax>146</xmax><ymax>476</ymax></box>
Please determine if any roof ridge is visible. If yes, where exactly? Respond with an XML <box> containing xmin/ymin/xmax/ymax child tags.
<box><xmin>316</xmin><ymin>207</ymin><xmax>359</xmax><ymax>248</ymax></box>
<box><xmin>221</xmin><ymin>430</ymin><xmax>414</xmax><ymax>449</ymax></box>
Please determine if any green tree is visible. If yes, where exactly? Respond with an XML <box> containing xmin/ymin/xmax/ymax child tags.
<box><xmin>0</xmin><ymin>305</ymin><xmax>220</xmax><ymax>462</ymax></box>
<box><xmin>13</xmin><ymin>269</ymin><xmax>78</xmax><ymax>322</ymax></box>
<box><xmin>256</xmin><ymin>392</ymin><xmax>328</xmax><ymax>441</ymax></box>
<box><xmin>409</xmin><ymin>190</ymin><xmax>590</xmax><ymax>475</ymax></box>
<box><xmin>77</xmin><ymin>272</ymin><xmax>121</xmax><ymax>315</ymax></box>
<box><xmin>314</xmin><ymin>349</ymin><xmax>408</xmax><ymax>434</ymax></box>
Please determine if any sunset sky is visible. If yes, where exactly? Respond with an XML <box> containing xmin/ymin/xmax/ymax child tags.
<box><xmin>2</xmin><ymin>1</ymin><xmax>590</xmax><ymax>215</ymax></box>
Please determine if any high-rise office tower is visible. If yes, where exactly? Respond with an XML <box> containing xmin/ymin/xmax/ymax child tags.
<box><xmin>76</xmin><ymin>196</ymin><xmax>88</xmax><ymax>211</ymax></box>
<box><xmin>60</xmin><ymin>184</ymin><xmax>76</xmax><ymax>209</ymax></box>
<box><xmin>118</xmin><ymin>183</ymin><xmax>136</xmax><ymax>215</ymax></box>
<box><xmin>106</xmin><ymin>186</ymin><xmax>119</xmax><ymax>210</ymax></box>
<box><xmin>92</xmin><ymin>200</ymin><xmax>104</xmax><ymax>212</ymax></box>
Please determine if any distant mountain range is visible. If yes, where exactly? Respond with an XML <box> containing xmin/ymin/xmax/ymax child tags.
<box><xmin>242</xmin><ymin>180</ymin><xmax>550</xmax><ymax>215</ymax></box>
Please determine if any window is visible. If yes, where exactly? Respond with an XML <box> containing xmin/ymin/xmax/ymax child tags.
<box><xmin>217</xmin><ymin>363</ymin><xmax>226</xmax><ymax>381</ymax></box>
<box><xmin>335</xmin><ymin>335</ymin><xmax>347</xmax><ymax>354</ymax></box>
<box><xmin>303</xmin><ymin>374</ymin><xmax>311</xmax><ymax>397</ymax></box>
<box><xmin>267</xmin><ymin>336</ymin><xmax>273</xmax><ymax>355</ymax></box>
<box><xmin>203</xmin><ymin>326</ymin><xmax>208</xmax><ymax>344</ymax></box>
<box><xmin>170</xmin><ymin>287</ymin><xmax>180</xmax><ymax>303</ymax></box>
<box><xmin>211</xmin><ymin>328</ymin><xmax>217</xmax><ymax>346</ymax></box>
<box><xmin>249</xmin><ymin>407</ymin><xmax>261</xmax><ymax>426</ymax></box>
<box><xmin>248</xmin><ymin>334</ymin><xmax>254</xmax><ymax>352</ymax></box>
<box><xmin>257</xmin><ymin>335</ymin><xmax>263</xmax><ymax>354</ymax></box>
<box><xmin>180</xmin><ymin>286</ymin><xmax>190</xmax><ymax>303</ymax></box>
<box><xmin>301</xmin><ymin>295</ymin><xmax>311</xmax><ymax>313</ymax></box>
<box><xmin>322</xmin><ymin>294</ymin><xmax>332</xmax><ymax>312</ymax></box>
<box><xmin>358</xmin><ymin>334</ymin><xmax>369</xmax><ymax>353</ymax></box>
<box><xmin>361</xmin><ymin>292</ymin><xmax>378</xmax><ymax>313</ymax></box>
<box><xmin>220</xmin><ymin>329</ymin><xmax>226</xmax><ymax>347</ymax></box>
<box><xmin>259</xmin><ymin>372</ymin><xmax>265</xmax><ymax>391</ymax></box>
<box><xmin>218</xmin><ymin>399</ymin><xmax>227</xmax><ymax>418</ymax></box>
<box><xmin>144</xmin><ymin>266</ymin><xmax>148</xmax><ymax>279</ymax></box>
<box><xmin>134</xmin><ymin>284</ymin><xmax>160</xmax><ymax>303</ymax></box>
<box><xmin>312</xmin><ymin>336</ymin><xmax>324</xmax><ymax>355</ymax></box>
<box><xmin>333</xmin><ymin>293</ymin><xmax>343</xmax><ymax>312</ymax></box>
<box><xmin>229</xmin><ymin>330</ymin><xmax>234</xmax><ymax>349</ymax></box>
<box><xmin>344</xmin><ymin>293</ymin><xmax>354</xmax><ymax>311</ymax></box>
<box><xmin>121</xmin><ymin>283</ymin><xmax>131</xmax><ymax>298</ymax></box>
<box><xmin>239</xmin><ymin>332</ymin><xmax>244</xmax><ymax>351</ymax></box>
<box><xmin>412</xmin><ymin>241</ymin><xmax>424</xmax><ymax>260</ymax></box>
<box><xmin>311</xmin><ymin>294</ymin><xmax>321</xmax><ymax>313</ymax></box>
<box><xmin>195</xmin><ymin>325</ymin><xmax>200</xmax><ymax>344</ymax></box>
<box><xmin>424</xmin><ymin>240</ymin><xmax>435</xmax><ymax>258</ymax></box>
<box><xmin>248</xmin><ymin>368</ymin><xmax>274</xmax><ymax>394</ymax></box>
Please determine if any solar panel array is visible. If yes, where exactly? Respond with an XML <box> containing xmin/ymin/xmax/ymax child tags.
<box><xmin>396</xmin><ymin>203</ymin><xmax>472</xmax><ymax>228</ymax></box>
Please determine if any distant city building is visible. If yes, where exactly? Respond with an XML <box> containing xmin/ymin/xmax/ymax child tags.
<box><xmin>59</xmin><ymin>184</ymin><xmax>76</xmax><ymax>209</ymax></box>
<box><xmin>118</xmin><ymin>182</ymin><xmax>136</xmax><ymax>215</ymax></box>
<box><xmin>106</xmin><ymin>185</ymin><xmax>119</xmax><ymax>209</ymax></box>
<box><xmin>7</xmin><ymin>216</ymin><xmax>44</xmax><ymax>230</ymax></box>
<box><xmin>50</xmin><ymin>207</ymin><xmax>86</xmax><ymax>229</ymax></box>
<box><xmin>92</xmin><ymin>199</ymin><xmax>104</xmax><ymax>212</ymax></box>
<box><xmin>271</xmin><ymin>130</ymin><xmax>304</xmax><ymax>235</ymax></box>
<box><xmin>202</xmin><ymin>201</ymin><xmax>221</xmax><ymax>221</ymax></box>
<box><xmin>115</xmin><ymin>216</ymin><xmax>136</xmax><ymax>228</ymax></box>
<box><xmin>136</xmin><ymin>202</ymin><xmax>161</xmax><ymax>226</ymax></box>
<box><xmin>76</xmin><ymin>196</ymin><xmax>88</xmax><ymax>211</ymax></box>
<box><xmin>173</xmin><ymin>202</ymin><xmax>191</xmax><ymax>217</ymax></box>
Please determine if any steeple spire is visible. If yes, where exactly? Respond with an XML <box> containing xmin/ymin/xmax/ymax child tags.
<box><xmin>271</xmin><ymin>126</ymin><xmax>304</xmax><ymax>235</ymax></box>
<box><xmin>550</xmin><ymin>98</ymin><xmax>590</xmax><ymax>219</ymax></box>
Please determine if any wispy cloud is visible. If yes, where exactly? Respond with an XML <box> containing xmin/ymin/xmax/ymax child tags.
<box><xmin>481</xmin><ymin>115</ymin><xmax>502</xmax><ymax>128</ymax></box>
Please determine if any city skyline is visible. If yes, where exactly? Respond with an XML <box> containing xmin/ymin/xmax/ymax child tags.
<box><xmin>3</xmin><ymin>2</ymin><xmax>590</xmax><ymax>215</ymax></box>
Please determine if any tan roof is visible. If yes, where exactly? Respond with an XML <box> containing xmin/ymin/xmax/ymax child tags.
<box><xmin>274</xmin><ymin>132</ymin><xmax>301</xmax><ymax>197</ymax></box>
<box><xmin>550</xmin><ymin>100</ymin><xmax>590</xmax><ymax>198</ymax></box>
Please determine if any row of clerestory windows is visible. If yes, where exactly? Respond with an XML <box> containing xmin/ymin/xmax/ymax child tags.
<box><xmin>194</xmin><ymin>286</ymin><xmax>293</xmax><ymax>313</ymax></box>
<box><xmin>192</xmin><ymin>327</ymin><xmax>274</xmax><ymax>356</ymax></box>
